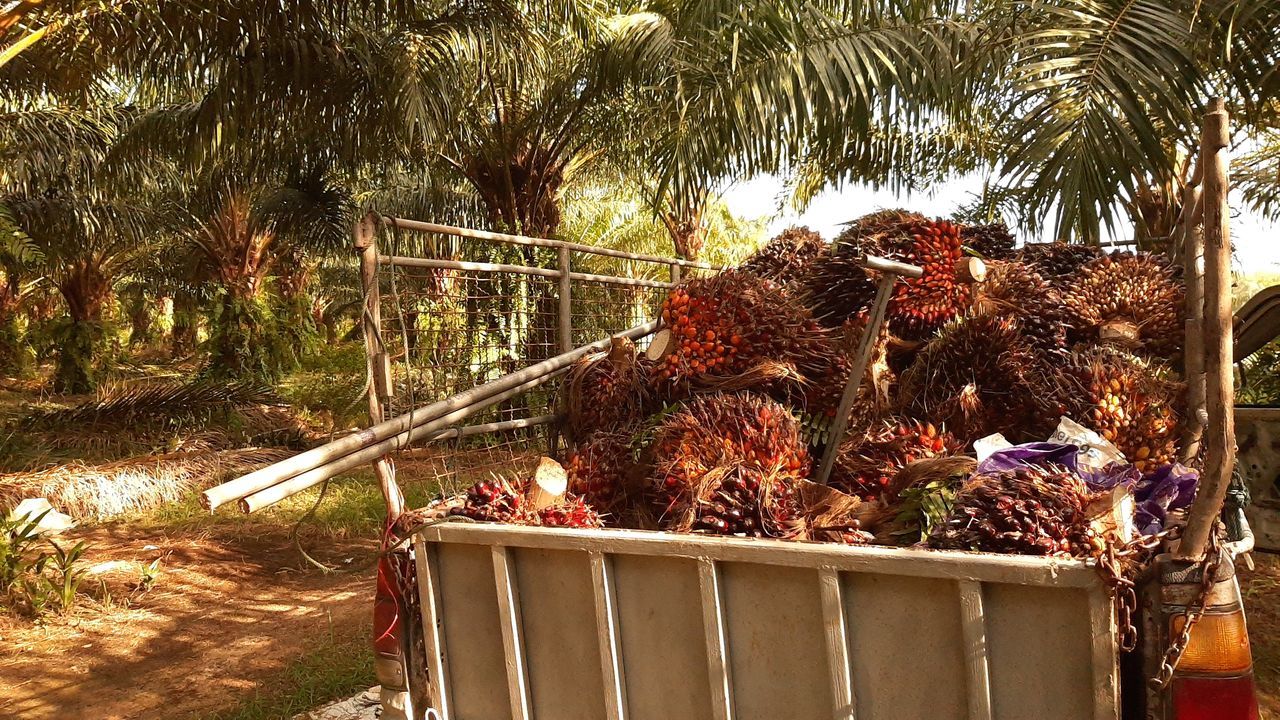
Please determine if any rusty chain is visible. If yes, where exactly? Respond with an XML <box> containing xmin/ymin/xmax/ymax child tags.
<box><xmin>1148</xmin><ymin>529</ymin><xmax>1223</xmax><ymax>691</ymax></box>
<box><xmin>1097</xmin><ymin>525</ymin><xmax>1183</xmax><ymax>654</ymax></box>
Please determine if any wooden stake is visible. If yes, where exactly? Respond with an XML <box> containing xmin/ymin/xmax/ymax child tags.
<box><xmin>1177</xmin><ymin>98</ymin><xmax>1233</xmax><ymax>561</ymax></box>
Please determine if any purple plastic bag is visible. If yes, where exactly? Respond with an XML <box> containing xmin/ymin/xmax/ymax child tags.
<box><xmin>1133</xmin><ymin>463</ymin><xmax>1199</xmax><ymax>536</ymax></box>
<box><xmin>975</xmin><ymin>442</ymin><xmax>1081</xmax><ymax>475</ymax></box>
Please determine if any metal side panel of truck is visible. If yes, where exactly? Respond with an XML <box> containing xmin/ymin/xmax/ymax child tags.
<box><xmin>407</xmin><ymin>523</ymin><xmax>1119</xmax><ymax>720</ymax></box>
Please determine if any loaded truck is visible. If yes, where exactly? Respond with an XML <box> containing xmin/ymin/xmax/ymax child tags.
<box><xmin>204</xmin><ymin>104</ymin><xmax>1264</xmax><ymax>720</ymax></box>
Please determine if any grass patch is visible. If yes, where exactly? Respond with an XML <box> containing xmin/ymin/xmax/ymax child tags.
<box><xmin>200</xmin><ymin>614</ymin><xmax>375</xmax><ymax>720</ymax></box>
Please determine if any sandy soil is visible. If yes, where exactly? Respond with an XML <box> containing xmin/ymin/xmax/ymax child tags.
<box><xmin>0</xmin><ymin>525</ymin><xmax>375</xmax><ymax>720</ymax></box>
<box><xmin>1240</xmin><ymin>552</ymin><xmax>1279</xmax><ymax>716</ymax></box>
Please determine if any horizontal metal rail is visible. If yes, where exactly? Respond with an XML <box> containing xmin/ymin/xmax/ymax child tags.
<box><xmin>384</xmin><ymin>217</ymin><xmax>718</xmax><ymax>270</ymax></box>
<box><xmin>379</xmin><ymin>255</ymin><xmax>675</xmax><ymax>289</ymax></box>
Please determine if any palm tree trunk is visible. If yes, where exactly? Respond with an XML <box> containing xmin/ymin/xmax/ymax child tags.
<box><xmin>126</xmin><ymin>289</ymin><xmax>153</xmax><ymax>347</ymax></box>
<box><xmin>54</xmin><ymin>261</ymin><xmax>111</xmax><ymax>393</ymax></box>
<box><xmin>171</xmin><ymin>292</ymin><xmax>199</xmax><ymax>358</ymax></box>
<box><xmin>0</xmin><ymin>273</ymin><xmax>26</xmax><ymax>377</ymax></box>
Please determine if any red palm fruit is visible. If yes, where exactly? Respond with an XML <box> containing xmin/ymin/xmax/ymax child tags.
<box><xmin>449</xmin><ymin>477</ymin><xmax>526</xmax><ymax>523</ymax></box>
<box><xmin>535</xmin><ymin>495</ymin><xmax>604</xmax><ymax>529</ymax></box>
<box><xmin>564</xmin><ymin>336</ymin><xmax>650</xmax><ymax>439</ymax></box>
<box><xmin>829</xmin><ymin>418</ymin><xmax>964</xmax><ymax>500</ymax></box>
<box><xmin>564</xmin><ymin>430</ymin><xmax>634</xmax><ymax>515</ymax></box>
<box><xmin>1018</xmin><ymin>242</ymin><xmax>1104</xmax><ymax>287</ymax></box>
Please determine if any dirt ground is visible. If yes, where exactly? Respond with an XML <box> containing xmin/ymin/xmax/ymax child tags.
<box><xmin>1241</xmin><ymin>552</ymin><xmax>1280</xmax><ymax>716</ymax></box>
<box><xmin>0</xmin><ymin>525</ymin><xmax>376</xmax><ymax>720</ymax></box>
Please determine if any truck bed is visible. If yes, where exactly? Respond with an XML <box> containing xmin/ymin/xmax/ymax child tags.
<box><xmin>411</xmin><ymin>523</ymin><xmax>1118</xmax><ymax>720</ymax></box>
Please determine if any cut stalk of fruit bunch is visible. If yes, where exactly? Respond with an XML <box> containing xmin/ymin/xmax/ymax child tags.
<box><xmin>1062</xmin><ymin>251</ymin><xmax>1185</xmax><ymax>360</ymax></box>
<box><xmin>739</xmin><ymin>225</ymin><xmax>828</xmax><ymax>287</ymax></box>
<box><xmin>1058</xmin><ymin>346</ymin><xmax>1184</xmax><ymax>473</ymax></box>
<box><xmin>898</xmin><ymin>314</ymin><xmax>1064</xmax><ymax>444</ymax></box>
<box><xmin>929</xmin><ymin>465</ymin><xmax>1102</xmax><ymax>557</ymax></box>
<box><xmin>829</xmin><ymin>418</ymin><xmax>964</xmax><ymax>500</ymax></box>
<box><xmin>647</xmin><ymin>393</ymin><xmax>810</xmax><ymax>526</ymax></box>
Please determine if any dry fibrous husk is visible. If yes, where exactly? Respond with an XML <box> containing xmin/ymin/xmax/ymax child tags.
<box><xmin>739</xmin><ymin>226</ymin><xmax>828</xmax><ymax>286</ymax></box>
<box><xmin>898</xmin><ymin>315</ymin><xmax>1063</xmax><ymax>444</ymax></box>
<box><xmin>1062</xmin><ymin>251</ymin><xmax>1185</xmax><ymax>360</ymax></box>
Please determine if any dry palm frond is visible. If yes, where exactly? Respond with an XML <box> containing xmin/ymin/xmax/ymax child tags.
<box><xmin>0</xmin><ymin>447</ymin><xmax>292</xmax><ymax>519</ymax></box>
<box><xmin>20</xmin><ymin>379</ymin><xmax>279</xmax><ymax>431</ymax></box>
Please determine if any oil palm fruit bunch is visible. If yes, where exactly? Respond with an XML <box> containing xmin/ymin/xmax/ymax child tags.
<box><xmin>565</xmin><ymin>430</ymin><xmax>634</xmax><ymax>514</ymax></box>
<box><xmin>739</xmin><ymin>226</ymin><xmax>828</xmax><ymax>286</ymax></box>
<box><xmin>829</xmin><ymin>419</ymin><xmax>963</xmax><ymax>500</ymax></box>
<box><xmin>648</xmin><ymin>393</ymin><xmax>810</xmax><ymax>521</ymax></box>
<box><xmin>800</xmin><ymin>316</ymin><xmax>896</xmax><ymax>428</ymax></box>
<box><xmin>653</xmin><ymin>270</ymin><xmax>836</xmax><ymax>395</ymax></box>
<box><xmin>564</xmin><ymin>336</ymin><xmax>649</xmax><ymax>439</ymax></box>
<box><xmin>795</xmin><ymin>248</ymin><xmax>879</xmax><ymax>327</ymax></box>
<box><xmin>960</xmin><ymin>222</ymin><xmax>1016</xmax><ymax>260</ymax></box>
<box><xmin>899</xmin><ymin>315</ymin><xmax>1063</xmax><ymax>444</ymax></box>
<box><xmin>1018</xmin><ymin>242</ymin><xmax>1103</xmax><ymax>286</ymax></box>
<box><xmin>1059</xmin><ymin>347</ymin><xmax>1183</xmax><ymax>473</ymax></box>
<box><xmin>882</xmin><ymin>216</ymin><xmax>969</xmax><ymax>339</ymax></box>
<box><xmin>1061</xmin><ymin>251</ymin><xmax>1184</xmax><ymax>360</ymax></box>
<box><xmin>974</xmin><ymin>261</ymin><xmax>1071</xmax><ymax>353</ymax></box>
<box><xmin>449</xmin><ymin>477</ymin><xmax>526</xmax><ymax>523</ymax></box>
<box><xmin>688</xmin><ymin>465</ymin><xmax>805</xmax><ymax>538</ymax></box>
<box><xmin>535</xmin><ymin>495</ymin><xmax>604</xmax><ymax>529</ymax></box>
<box><xmin>929</xmin><ymin>465</ymin><xmax>1101</xmax><ymax>557</ymax></box>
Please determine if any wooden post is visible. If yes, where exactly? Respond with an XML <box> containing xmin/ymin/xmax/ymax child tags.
<box><xmin>1180</xmin><ymin>155</ymin><xmax>1208</xmax><ymax>463</ymax></box>
<box><xmin>1177</xmin><ymin>98</ymin><xmax>1233</xmax><ymax>561</ymax></box>
<box><xmin>558</xmin><ymin>246</ymin><xmax>573</xmax><ymax>354</ymax></box>
<box><xmin>669</xmin><ymin>262</ymin><xmax>683</xmax><ymax>285</ymax></box>
<box><xmin>356</xmin><ymin>213</ymin><xmax>405</xmax><ymax>521</ymax></box>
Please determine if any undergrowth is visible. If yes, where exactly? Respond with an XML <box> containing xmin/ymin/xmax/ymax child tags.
<box><xmin>1</xmin><ymin>512</ymin><xmax>91</xmax><ymax>618</ymax></box>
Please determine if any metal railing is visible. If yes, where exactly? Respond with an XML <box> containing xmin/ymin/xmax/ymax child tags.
<box><xmin>202</xmin><ymin>216</ymin><xmax>715</xmax><ymax>514</ymax></box>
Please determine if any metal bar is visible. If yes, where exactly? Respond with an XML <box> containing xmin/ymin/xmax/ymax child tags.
<box><xmin>238</xmin><ymin>372</ymin><xmax>561</xmax><ymax>513</ymax></box>
<box><xmin>414</xmin><ymin>536</ymin><xmax>452</xmax><ymax>718</ymax></box>
<box><xmin>957</xmin><ymin>581</ymin><xmax>993</xmax><ymax>720</ymax></box>
<box><xmin>379</xmin><ymin>255</ymin><xmax>562</xmax><ymax>280</ymax></box>
<box><xmin>355</xmin><ymin>214</ymin><xmax>404</xmax><ymax>521</ymax></box>
<box><xmin>204</xmin><ymin>319</ymin><xmax>659</xmax><ymax>510</ymax></box>
<box><xmin>383</xmin><ymin>216</ymin><xmax>719</xmax><ymax>270</ymax></box>
<box><xmin>591</xmin><ymin>552</ymin><xmax>628</xmax><ymax>720</ymax></box>
<box><xmin>568</xmin><ymin>271</ymin><xmax>674</xmax><ymax>289</ymax></box>
<box><xmin>558</xmin><ymin>247</ymin><xmax>573</xmax><ymax>354</ymax></box>
<box><xmin>1179</xmin><ymin>97</ymin><xmax>1235</xmax><ymax>560</ymax></box>
<box><xmin>411</xmin><ymin>415</ymin><xmax>558</xmax><ymax>444</ymax></box>
<box><xmin>698</xmin><ymin>559</ymin><xmax>734</xmax><ymax>720</ymax></box>
<box><xmin>1088</xmin><ymin>586</ymin><xmax>1121</xmax><ymax>720</ymax></box>
<box><xmin>414</xmin><ymin>524</ymin><xmax>1100</xmax><ymax>588</ymax></box>
<box><xmin>819</xmin><ymin>569</ymin><xmax>856</xmax><ymax>720</ymax></box>
<box><xmin>491</xmin><ymin>546</ymin><xmax>532</xmax><ymax>720</ymax></box>
<box><xmin>815</xmin><ymin>273</ymin><xmax>899</xmax><ymax>484</ymax></box>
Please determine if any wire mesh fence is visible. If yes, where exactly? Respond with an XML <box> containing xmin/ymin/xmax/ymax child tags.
<box><xmin>368</xmin><ymin>219</ymin><xmax>713</xmax><ymax>496</ymax></box>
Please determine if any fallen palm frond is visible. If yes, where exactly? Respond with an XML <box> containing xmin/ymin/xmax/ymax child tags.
<box><xmin>19</xmin><ymin>378</ymin><xmax>280</xmax><ymax>431</ymax></box>
<box><xmin>0</xmin><ymin>447</ymin><xmax>293</xmax><ymax>519</ymax></box>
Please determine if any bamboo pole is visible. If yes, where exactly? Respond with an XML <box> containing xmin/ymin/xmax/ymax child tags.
<box><xmin>356</xmin><ymin>214</ymin><xmax>405</xmax><ymax>521</ymax></box>
<box><xmin>1177</xmin><ymin>98</ymin><xmax>1234</xmax><ymax>561</ymax></box>
<box><xmin>202</xmin><ymin>320</ymin><xmax>659</xmax><ymax>511</ymax></box>
<box><xmin>239</xmin><ymin>374</ymin><xmax>559</xmax><ymax>513</ymax></box>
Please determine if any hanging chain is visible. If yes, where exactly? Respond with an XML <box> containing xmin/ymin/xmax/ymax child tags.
<box><xmin>1149</xmin><ymin>530</ymin><xmax>1223</xmax><ymax>691</ymax></box>
<box><xmin>1097</xmin><ymin>525</ymin><xmax>1183</xmax><ymax>654</ymax></box>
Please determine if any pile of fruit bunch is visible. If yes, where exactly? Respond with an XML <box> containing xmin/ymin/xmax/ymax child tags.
<box><xmin>898</xmin><ymin>314</ymin><xmax>1064</xmax><ymax>444</ymax></box>
<box><xmin>652</xmin><ymin>270</ymin><xmax>840</xmax><ymax>403</ymax></box>
<box><xmin>687</xmin><ymin>464</ymin><xmax>803</xmax><ymax>538</ymax></box>
<box><xmin>928</xmin><ymin>465</ymin><xmax>1101</xmax><ymax>557</ymax></box>
<box><xmin>564</xmin><ymin>430</ymin><xmax>635</xmax><ymax>515</ymax></box>
<box><xmin>973</xmin><ymin>261</ymin><xmax>1071</xmax><ymax>353</ymax></box>
<box><xmin>563</xmin><ymin>336</ymin><xmax>650</xmax><ymax>439</ymax></box>
<box><xmin>960</xmin><ymin>222</ymin><xmax>1017</xmax><ymax>260</ymax></box>
<box><xmin>1062</xmin><ymin>251</ymin><xmax>1185</xmax><ymax>360</ymax></box>
<box><xmin>1018</xmin><ymin>242</ymin><xmax>1104</xmax><ymax>287</ymax></box>
<box><xmin>1058</xmin><ymin>347</ymin><xmax>1184</xmax><ymax>473</ymax></box>
<box><xmin>739</xmin><ymin>226</ymin><xmax>828</xmax><ymax>287</ymax></box>
<box><xmin>647</xmin><ymin>393</ymin><xmax>809</xmax><ymax>535</ymax></box>
<box><xmin>829</xmin><ymin>419</ymin><xmax>963</xmax><ymax>500</ymax></box>
<box><xmin>449</xmin><ymin>477</ymin><xmax>527</xmax><ymax>522</ymax></box>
